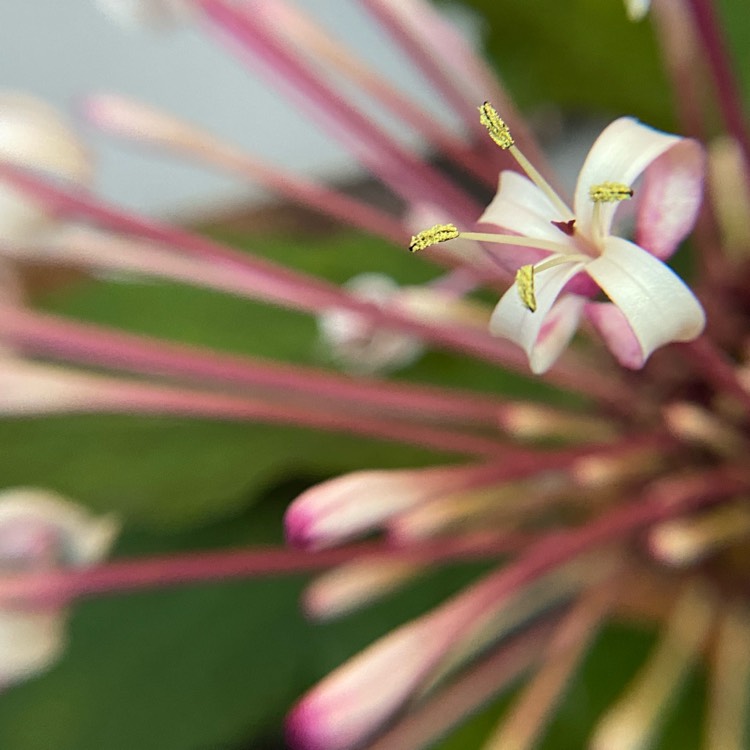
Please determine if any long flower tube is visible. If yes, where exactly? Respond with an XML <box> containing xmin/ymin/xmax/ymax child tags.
<box><xmin>0</xmin><ymin>163</ymin><xmax>636</xmax><ymax>404</ymax></box>
<box><xmin>197</xmin><ymin>0</ymin><xmax>483</xmax><ymax>223</ymax></box>
<box><xmin>0</xmin><ymin>357</ymin><xmax>514</xmax><ymax>458</ymax></box>
<box><xmin>251</xmin><ymin>0</ymin><xmax>497</xmax><ymax>188</ymax></box>
<box><xmin>5</xmin><ymin>1</ymin><xmax>750</xmax><ymax>748</ymax></box>
<box><xmin>83</xmin><ymin>93</ymin><xmax>409</xmax><ymax>245</ymax></box>
<box><xmin>0</xmin><ymin>531</ymin><xmax>530</xmax><ymax>610</ymax></box>
<box><xmin>288</xmin><ymin>467</ymin><xmax>748</xmax><ymax>750</ymax></box>
<box><xmin>0</xmin><ymin>305</ymin><xmax>601</xmax><ymax>437</ymax></box>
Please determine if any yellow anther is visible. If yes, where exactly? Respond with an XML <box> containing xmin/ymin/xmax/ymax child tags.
<box><xmin>478</xmin><ymin>101</ymin><xmax>514</xmax><ymax>150</ymax></box>
<box><xmin>589</xmin><ymin>182</ymin><xmax>634</xmax><ymax>203</ymax></box>
<box><xmin>515</xmin><ymin>264</ymin><xmax>537</xmax><ymax>312</ymax></box>
<box><xmin>409</xmin><ymin>223</ymin><xmax>459</xmax><ymax>252</ymax></box>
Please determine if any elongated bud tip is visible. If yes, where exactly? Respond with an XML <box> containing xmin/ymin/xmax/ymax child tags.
<box><xmin>515</xmin><ymin>264</ymin><xmax>537</xmax><ymax>312</ymax></box>
<box><xmin>589</xmin><ymin>182</ymin><xmax>633</xmax><ymax>203</ymax></box>
<box><xmin>409</xmin><ymin>223</ymin><xmax>458</xmax><ymax>252</ymax></box>
<box><xmin>478</xmin><ymin>101</ymin><xmax>514</xmax><ymax>149</ymax></box>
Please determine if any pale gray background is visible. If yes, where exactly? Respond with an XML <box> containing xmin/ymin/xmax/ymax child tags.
<box><xmin>1</xmin><ymin>1</ymin><xmax>478</xmax><ymax>218</ymax></box>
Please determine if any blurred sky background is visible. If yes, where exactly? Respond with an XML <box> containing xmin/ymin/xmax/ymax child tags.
<box><xmin>1</xmin><ymin>1</ymin><xmax>486</xmax><ymax>219</ymax></box>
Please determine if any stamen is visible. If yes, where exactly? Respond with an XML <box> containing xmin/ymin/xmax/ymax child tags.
<box><xmin>409</xmin><ymin>223</ymin><xmax>459</xmax><ymax>252</ymax></box>
<box><xmin>511</xmin><ymin>252</ymin><xmax>590</xmax><ymax>314</ymax></box>
<box><xmin>515</xmin><ymin>265</ymin><xmax>536</xmax><ymax>312</ymax></box>
<box><xmin>478</xmin><ymin>101</ymin><xmax>574</xmax><ymax>221</ymax></box>
<box><xmin>589</xmin><ymin>182</ymin><xmax>634</xmax><ymax>203</ymax></box>
<box><xmin>478</xmin><ymin>102</ymin><xmax>514</xmax><ymax>150</ymax></box>
<box><xmin>455</xmin><ymin>231</ymin><xmax>573</xmax><ymax>255</ymax></box>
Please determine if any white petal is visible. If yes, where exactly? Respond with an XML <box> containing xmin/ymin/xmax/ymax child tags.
<box><xmin>585</xmin><ymin>237</ymin><xmax>705</xmax><ymax>362</ymax></box>
<box><xmin>490</xmin><ymin>260</ymin><xmax>586</xmax><ymax>373</ymax></box>
<box><xmin>574</xmin><ymin>118</ymin><xmax>682</xmax><ymax>240</ymax></box>
<box><xmin>0</xmin><ymin>94</ymin><xmax>90</xmax><ymax>243</ymax></box>
<box><xmin>624</xmin><ymin>0</ymin><xmax>650</xmax><ymax>21</ymax></box>
<box><xmin>479</xmin><ymin>171</ymin><xmax>570</xmax><ymax>242</ymax></box>
<box><xmin>0</xmin><ymin>488</ymin><xmax>119</xmax><ymax>565</ymax></box>
<box><xmin>0</xmin><ymin>610</ymin><xmax>66</xmax><ymax>688</ymax></box>
<box><xmin>530</xmin><ymin>294</ymin><xmax>586</xmax><ymax>374</ymax></box>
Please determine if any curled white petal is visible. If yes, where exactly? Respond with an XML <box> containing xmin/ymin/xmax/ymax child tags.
<box><xmin>585</xmin><ymin>236</ymin><xmax>706</xmax><ymax>362</ymax></box>
<box><xmin>529</xmin><ymin>294</ymin><xmax>586</xmax><ymax>374</ymax></box>
<box><xmin>490</xmin><ymin>261</ymin><xmax>586</xmax><ymax>374</ymax></box>
<box><xmin>574</xmin><ymin>118</ymin><xmax>681</xmax><ymax>240</ymax></box>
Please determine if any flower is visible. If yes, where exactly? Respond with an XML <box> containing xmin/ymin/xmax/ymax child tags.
<box><xmin>0</xmin><ymin>488</ymin><xmax>118</xmax><ymax>687</ymax></box>
<box><xmin>413</xmin><ymin>107</ymin><xmax>707</xmax><ymax>373</ymax></box>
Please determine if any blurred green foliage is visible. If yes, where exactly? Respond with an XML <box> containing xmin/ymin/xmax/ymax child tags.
<box><xmin>457</xmin><ymin>0</ymin><xmax>749</xmax><ymax>129</ymax></box>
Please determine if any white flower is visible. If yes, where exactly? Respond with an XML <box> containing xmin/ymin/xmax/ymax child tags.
<box><xmin>475</xmin><ymin>115</ymin><xmax>706</xmax><ymax>373</ymax></box>
<box><xmin>0</xmin><ymin>488</ymin><xmax>119</xmax><ymax>687</ymax></box>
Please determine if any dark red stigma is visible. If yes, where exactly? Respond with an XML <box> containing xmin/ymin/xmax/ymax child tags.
<box><xmin>551</xmin><ymin>219</ymin><xmax>576</xmax><ymax>236</ymax></box>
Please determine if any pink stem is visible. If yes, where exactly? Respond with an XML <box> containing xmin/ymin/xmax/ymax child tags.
<box><xmin>0</xmin><ymin>164</ymin><xmax>529</xmax><ymax>367</ymax></box>
<box><xmin>0</xmin><ymin>165</ymin><xmax>635</xmax><ymax>404</ymax></box>
<box><xmin>84</xmin><ymin>95</ymin><xmax>408</xmax><ymax>245</ymax></box>
<box><xmin>69</xmin><ymin>378</ymin><xmax>518</xmax><ymax>459</ymax></box>
<box><xmin>0</xmin><ymin>307</ymin><xmax>532</xmax><ymax>430</ymax></box>
<box><xmin>681</xmin><ymin>336</ymin><xmax>750</xmax><ymax>415</ymax></box>
<box><xmin>0</xmin><ymin>532</ymin><xmax>530</xmax><ymax>607</ymax></box>
<box><xmin>210</xmin><ymin>149</ymin><xmax>409</xmax><ymax>245</ymax></box>
<box><xmin>359</xmin><ymin>0</ymin><xmax>556</xmax><ymax>185</ymax></box>
<box><xmin>685</xmin><ymin>0</ymin><xmax>750</xmax><ymax>179</ymax></box>
<box><xmin>360</xmin><ymin>0</ymin><xmax>488</xmax><ymax>143</ymax></box>
<box><xmin>253</xmin><ymin>0</ymin><xmax>496</xmax><ymax>187</ymax></box>
<box><xmin>196</xmin><ymin>0</ymin><xmax>482</xmax><ymax>222</ymax></box>
<box><xmin>445</xmin><ymin>467</ymin><xmax>747</xmax><ymax>633</ymax></box>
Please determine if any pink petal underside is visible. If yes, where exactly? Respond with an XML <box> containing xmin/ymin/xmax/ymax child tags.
<box><xmin>531</xmin><ymin>295</ymin><xmax>586</xmax><ymax>374</ymax></box>
<box><xmin>636</xmin><ymin>138</ymin><xmax>705</xmax><ymax>260</ymax></box>
<box><xmin>585</xmin><ymin>301</ymin><xmax>645</xmax><ymax>369</ymax></box>
<box><xmin>573</xmin><ymin>118</ymin><xmax>683</xmax><ymax>240</ymax></box>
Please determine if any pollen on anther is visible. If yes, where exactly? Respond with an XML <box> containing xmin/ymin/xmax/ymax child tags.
<box><xmin>409</xmin><ymin>223</ymin><xmax>459</xmax><ymax>253</ymax></box>
<box><xmin>589</xmin><ymin>182</ymin><xmax>634</xmax><ymax>203</ymax></box>
<box><xmin>516</xmin><ymin>264</ymin><xmax>537</xmax><ymax>312</ymax></box>
<box><xmin>478</xmin><ymin>102</ymin><xmax>514</xmax><ymax>150</ymax></box>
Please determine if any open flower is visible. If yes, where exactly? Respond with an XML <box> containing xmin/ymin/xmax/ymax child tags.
<box><xmin>413</xmin><ymin>108</ymin><xmax>707</xmax><ymax>372</ymax></box>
